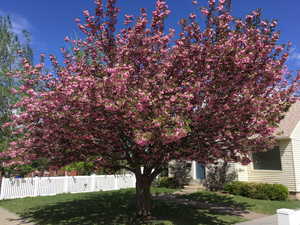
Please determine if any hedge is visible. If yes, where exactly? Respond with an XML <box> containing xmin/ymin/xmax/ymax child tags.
<box><xmin>224</xmin><ymin>181</ymin><xmax>289</xmax><ymax>201</ymax></box>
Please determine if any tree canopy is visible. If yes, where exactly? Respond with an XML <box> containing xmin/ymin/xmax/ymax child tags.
<box><xmin>2</xmin><ymin>0</ymin><xmax>299</xmax><ymax>216</ymax></box>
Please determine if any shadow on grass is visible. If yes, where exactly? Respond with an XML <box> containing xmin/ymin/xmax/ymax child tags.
<box><xmin>18</xmin><ymin>189</ymin><xmax>250</xmax><ymax>225</ymax></box>
<box><xmin>177</xmin><ymin>191</ymin><xmax>252</xmax><ymax>217</ymax></box>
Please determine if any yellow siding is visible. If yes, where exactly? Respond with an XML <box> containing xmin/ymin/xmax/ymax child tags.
<box><xmin>280</xmin><ymin>140</ymin><xmax>297</xmax><ymax>192</ymax></box>
<box><xmin>235</xmin><ymin>164</ymin><xmax>249</xmax><ymax>182</ymax></box>
<box><xmin>248</xmin><ymin>170</ymin><xmax>282</xmax><ymax>184</ymax></box>
<box><xmin>236</xmin><ymin>139</ymin><xmax>297</xmax><ymax>192</ymax></box>
<box><xmin>228</xmin><ymin>163</ymin><xmax>248</xmax><ymax>181</ymax></box>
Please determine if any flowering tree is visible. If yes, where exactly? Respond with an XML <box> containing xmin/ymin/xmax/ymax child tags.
<box><xmin>2</xmin><ymin>0</ymin><xmax>299</xmax><ymax>217</ymax></box>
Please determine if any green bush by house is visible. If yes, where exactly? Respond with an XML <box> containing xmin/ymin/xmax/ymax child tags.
<box><xmin>224</xmin><ymin>181</ymin><xmax>289</xmax><ymax>201</ymax></box>
<box><xmin>155</xmin><ymin>177</ymin><xmax>181</xmax><ymax>189</ymax></box>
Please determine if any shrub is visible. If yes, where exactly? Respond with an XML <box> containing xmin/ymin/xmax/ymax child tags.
<box><xmin>154</xmin><ymin>161</ymin><xmax>191</xmax><ymax>189</ymax></box>
<box><xmin>265</xmin><ymin>184</ymin><xmax>288</xmax><ymax>201</ymax></box>
<box><xmin>168</xmin><ymin>161</ymin><xmax>192</xmax><ymax>187</ymax></box>
<box><xmin>224</xmin><ymin>181</ymin><xmax>289</xmax><ymax>201</ymax></box>
<box><xmin>155</xmin><ymin>177</ymin><xmax>181</xmax><ymax>189</ymax></box>
<box><xmin>224</xmin><ymin>181</ymin><xmax>245</xmax><ymax>195</ymax></box>
<box><xmin>204</xmin><ymin>161</ymin><xmax>237</xmax><ymax>191</ymax></box>
<box><xmin>250</xmin><ymin>183</ymin><xmax>269</xmax><ymax>200</ymax></box>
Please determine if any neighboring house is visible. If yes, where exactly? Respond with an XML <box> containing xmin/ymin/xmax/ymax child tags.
<box><xmin>232</xmin><ymin>101</ymin><xmax>300</xmax><ymax>198</ymax></box>
<box><xmin>173</xmin><ymin>101</ymin><xmax>300</xmax><ymax>198</ymax></box>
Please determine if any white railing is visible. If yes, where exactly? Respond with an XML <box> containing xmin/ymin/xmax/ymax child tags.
<box><xmin>0</xmin><ymin>174</ymin><xmax>136</xmax><ymax>200</ymax></box>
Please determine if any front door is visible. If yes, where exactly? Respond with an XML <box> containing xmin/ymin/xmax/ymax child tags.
<box><xmin>196</xmin><ymin>163</ymin><xmax>205</xmax><ymax>180</ymax></box>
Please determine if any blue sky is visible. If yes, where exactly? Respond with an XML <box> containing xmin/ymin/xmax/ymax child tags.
<box><xmin>1</xmin><ymin>0</ymin><xmax>300</xmax><ymax>71</ymax></box>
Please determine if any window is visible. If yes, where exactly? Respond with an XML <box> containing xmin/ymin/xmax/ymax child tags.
<box><xmin>252</xmin><ymin>146</ymin><xmax>282</xmax><ymax>170</ymax></box>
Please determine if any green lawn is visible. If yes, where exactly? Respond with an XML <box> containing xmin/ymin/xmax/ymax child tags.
<box><xmin>230</xmin><ymin>194</ymin><xmax>300</xmax><ymax>215</ymax></box>
<box><xmin>0</xmin><ymin>188</ymin><xmax>299</xmax><ymax>225</ymax></box>
<box><xmin>180</xmin><ymin>191</ymin><xmax>300</xmax><ymax>215</ymax></box>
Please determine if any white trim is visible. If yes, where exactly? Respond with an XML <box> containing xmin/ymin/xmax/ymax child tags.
<box><xmin>291</xmin><ymin>121</ymin><xmax>300</xmax><ymax>139</ymax></box>
<box><xmin>192</xmin><ymin>161</ymin><xmax>197</xmax><ymax>180</ymax></box>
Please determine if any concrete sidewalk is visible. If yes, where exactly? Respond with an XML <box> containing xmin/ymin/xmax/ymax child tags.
<box><xmin>0</xmin><ymin>207</ymin><xmax>34</xmax><ymax>225</ymax></box>
<box><xmin>236</xmin><ymin>215</ymin><xmax>277</xmax><ymax>225</ymax></box>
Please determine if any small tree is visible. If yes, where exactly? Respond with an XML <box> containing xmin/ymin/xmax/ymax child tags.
<box><xmin>204</xmin><ymin>161</ymin><xmax>237</xmax><ymax>191</ymax></box>
<box><xmin>0</xmin><ymin>15</ymin><xmax>33</xmax><ymax>177</ymax></box>
<box><xmin>168</xmin><ymin>161</ymin><xmax>192</xmax><ymax>187</ymax></box>
<box><xmin>2</xmin><ymin>0</ymin><xmax>299</xmax><ymax>217</ymax></box>
<box><xmin>0</xmin><ymin>16</ymin><xmax>33</xmax><ymax>149</ymax></box>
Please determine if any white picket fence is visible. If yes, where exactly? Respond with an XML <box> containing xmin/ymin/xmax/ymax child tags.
<box><xmin>0</xmin><ymin>174</ymin><xmax>136</xmax><ymax>200</ymax></box>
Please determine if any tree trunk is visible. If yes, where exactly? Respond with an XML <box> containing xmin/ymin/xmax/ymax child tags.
<box><xmin>135</xmin><ymin>174</ymin><xmax>152</xmax><ymax>218</ymax></box>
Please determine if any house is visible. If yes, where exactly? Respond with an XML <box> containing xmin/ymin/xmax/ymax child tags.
<box><xmin>187</xmin><ymin>101</ymin><xmax>300</xmax><ymax>198</ymax></box>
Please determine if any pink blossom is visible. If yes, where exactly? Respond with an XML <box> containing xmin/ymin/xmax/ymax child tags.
<box><xmin>83</xmin><ymin>10</ymin><xmax>90</xmax><ymax>17</ymax></box>
<box><xmin>189</xmin><ymin>13</ymin><xmax>196</xmax><ymax>20</ymax></box>
<box><xmin>35</xmin><ymin>64</ymin><xmax>44</xmax><ymax>69</ymax></box>
<box><xmin>275</xmin><ymin>45</ymin><xmax>283</xmax><ymax>51</ymax></box>
<box><xmin>64</xmin><ymin>36</ymin><xmax>70</xmax><ymax>42</ymax></box>
<box><xmin>246</xmin><ymin>15</ymin><xmax>254</xmax><ymax>20</ymax></box>
<box><xmin>2</xmin><ymin>122</ymin><xmax>11</xmax><ymax>128</ymax></box>
<box><xmin>10</xmin><ymin>88</ymin><xmax>18</xmax><ymax>94</ymax></box>
<box><xmin>201</xmin><ymin>8</ymin><xmax>209</xmax><ymax>16</ymax></box>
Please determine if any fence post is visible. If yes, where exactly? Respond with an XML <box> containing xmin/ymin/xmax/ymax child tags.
<box><xmin>64</xmin><ymin>175</ymin><xmax>69</xmax><ymax>193</ymax></box>
<box><xmin>33</xmin><ymin>177</ymin><xmax>39</xmax><ymax>197</ymax></box>
<box><xmin>90</xmin><ymin>174</ymin><xmax>96</xmax><ymax>192</ymax></box>
<box><xmin>132</xmin><ymin>175</ymin><xmax>136</xmax><ymax>188</ymax></box>
<box><xmin>114</xmin><ymin>175</ymin><xmax>119</xmax><ymax>190</ymax></box>
<box><xmin>0</xmin><ymin>177</ymin><xmax>5</xmax><ymax>200</ymax></box>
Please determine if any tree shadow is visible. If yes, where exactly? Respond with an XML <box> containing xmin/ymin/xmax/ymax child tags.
<box><xmin>18</xmin><ymin>189</ymin><xmax>249</xmax><ymax>225</ymax></box>
<box><xmin>176</xmin><ymin>191</ymin><xmax>252</xmax><ymax>217</ymax></box>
